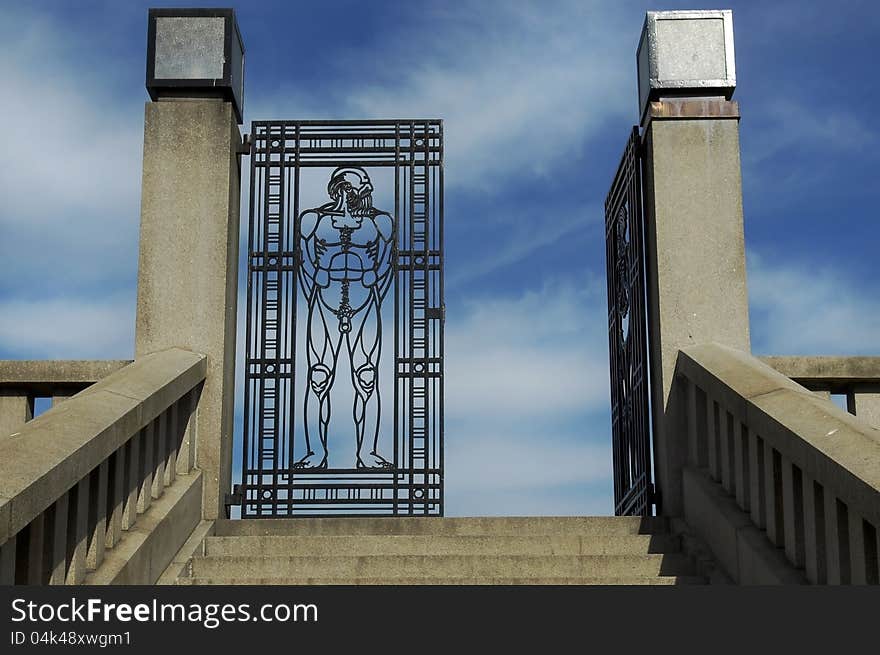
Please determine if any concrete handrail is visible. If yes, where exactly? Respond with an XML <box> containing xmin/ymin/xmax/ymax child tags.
<box><xmin>0</xmin><ymin>360</ymin><xmax>131</xmax><ymax>437</ymax></box>
<box><xmin>673</xmin><ymin>343</ymin><xmax>880</xmax><ymax>584</ymax></box>
<box><xmin>761</xmin><ymin>356</ymin><xmax>880</xmax><ymax>428</ymax></box>
<box><xmin>0</xmin><ymin>360</ymin><xmax>132</xmax><ymax>389</ymax></box>
<box><xmin>0</xmin><ymin>348</ymin><xmax>206</xmax><ymax>585</ymax></box>
<box><xmin>760</xmin><ymin>356</ymin><xmax>880</xmax><ymax>385</ymax></box>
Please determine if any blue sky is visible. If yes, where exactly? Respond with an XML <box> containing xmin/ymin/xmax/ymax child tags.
<box><xmin>0</xmin><ymin>1</ymin><xmax>878</xmax><ymax>516</ymax></box>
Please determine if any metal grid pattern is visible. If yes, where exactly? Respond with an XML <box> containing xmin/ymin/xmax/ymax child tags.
<box><xmin>605</xmin><ymin>127</ymin><xmax>653</xmax><ymax>516</ymax></box>
<box><xmin>240</xmin><ymin>120</ymin><xmax>444</xmax><ymax>517</ymax></box>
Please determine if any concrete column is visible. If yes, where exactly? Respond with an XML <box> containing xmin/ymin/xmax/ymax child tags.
<box><xmin>51</xmin><ymin>392</ymin><xmax>73</xmax><ymax>408</ymax></box>
<box><xmin>853</xmin><ymin>391</ymin><xmax>880</xmax><ymax>430</ymax></box>
<box><xmin>643</xmin><ymin>100</ymin><xmax>750</xmax><ymax>516</ymax></box>
<box><xmin>634</xmin><ymin>10</ymin><xmax>747</xmax><ymax>517</ymax></box>
<box><xmin>135</xmin><ymin>99</ymin><xmax>241</xmax><ymax>520</ymax></box>
<box><xmin>0</xmin><ymin>391</ymin><xmax>34</xmax><ymax>437</ymax></box>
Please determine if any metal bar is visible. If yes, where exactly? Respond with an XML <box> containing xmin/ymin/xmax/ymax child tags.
<box><xmin>251</xmin><ymin>119</ymin><xmax>443</xmax><ymax>127</ymax></box>
<box><xmin>606</xmin><ymin>127</ymin><xmax>652</xmax><ymax>516</ymax></box>
<box><xmin>253</xmin><ymin>159</ymin><xmax>443</xmax><ymax>168</ymax></box>
<box><xmin>240</xmin><ymin>119</ymin><xmax>443</xmax><ymax>517</ymax></box>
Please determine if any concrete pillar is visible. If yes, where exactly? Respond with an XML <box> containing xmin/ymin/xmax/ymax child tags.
<box><xmin>0</xmin><ymin>391</ymin><xmax>33</xmax><ymax>437</ymax></box>
<box><xmin>135</xmin><ymin>99</ymin><xmax>241</xmax><ymax>519</ymax></box>
<box><xmin>853</xmin><ymin>391</ymin><xmax>880</xmax><ymax>430</ymax></box>
<box><xmin>638</xmin><ymin>11</ymin><xmax>750</xmax><ymax>516</ymax></box>
<box><xmin>643</xmin><ymin>99</ymin><xmax>750</xmax><ymax>516</ymax></box>
<box><xmin>51</xmin><ymin>391</ymin><xmax>73</xmax><ymax>408</ymax></box>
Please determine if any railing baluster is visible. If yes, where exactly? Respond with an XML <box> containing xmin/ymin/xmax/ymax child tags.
<box><xmin>51</xmin><ymin>393</ymin><xmax>72</xmax><ymax>407</ymax></box>
<box><xmin>853</xmin><ymin>391</ymin><xmax>880</xmax><ymax>430</ymax></box>
<box><xmin>86</xmin><ymin>460</ymin><xmax>108</xmax><ymax>571</ymax></box>
<box><xmin>123</xmin><ymin>432</ymin><xmax>140</xmax><ymax>530</ymax></box>
<box><xmin>26</xmin><ymin>512</ymin><xmax>46</xmax><ymax>584</ymax></box>
<box><xmin>749</xmin><ymin>432</ymin><xmax>764</xmax><ymax>528</ymax></box>
<box><xmin>152</xmin><ymin>415</ymin><xmax>166</xmax><ymax>499</ymax></box>
<box><xmin>707</xmin><ymin>398</ymin><xmax>719</xmax><ymax>481</ymax></box>
<box><xmin>781</xmin><ymin>458</ymin><xmax>805</xmax><ymax>567</ymax></box>
<box><xmin>836</xmin><ymin>500</ymin><xmax>852</xmax><ymax>584</ymax></box>
<box><xmin>802</xmin><ymin>473</ymin><xmax>824</xmax><ymax>583</ymax></box>
<box><xmin>48</xmin><ymin>493</ymin><xmax>69</xmax><ymax>584</ymax></box>
<box><xmin>106</xmin><ymin>450</ymin><xmax>125</xmax><ymax>549</ymax></box>
<box><xmin>849</xmin><ymin>513</ymin><xmax>868</xmax><ymax>584</ymax></box>
<box><xmin>720</xmin><ymin>410</ymin><xmax>734</xmax><ymax>495</ymax></box>
<box><xmin>734</xmin><ymin>420</ymin><xmax>749</xmax><ymax>511</ymax></box>
<box><xmin>138</xmin><ymin>425</ymin><xmax>154</xmax><ymax>514</ymax></box>
<box><xmin>0</xmin><ymin>537</ymin><xmax>15</xmax><ymax>585</ymax></box>
<box><xmin>866</xmin><ymin>522</ymin><xmax>880</xmax><ymax>585</ymax></box>
<box><xmin>824</xmin><ymin>495</ymin><xmax>843</xmax><ymax>584</ymax></box>
<box><xmin>686</xmin><ymin>381</ymin><xmax>699</xmax><ymax>465</ymax></box>
<box><xmin>164</xmin><ymin>403</ymin><xmax>178</xmax><ymax>488</ymax></box>
<box><xmin>765</xmin><ymin>445</ymin><xmax>784</xmax><ymax>547</ymax></box>
<box><xmin>177</xmin><ymin>386</ymin><xmax>199</xmax><ymax>475</ymax></box>
<box><xmin>66</xmin><ymin>476</ymin><xmax>89</xmax><ymax>584</ymax></box>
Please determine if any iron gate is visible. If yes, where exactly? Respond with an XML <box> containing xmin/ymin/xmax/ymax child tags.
<box><xmin>239</xmin><ymin>120</ymin><xmax>444</xmax><ymax>517</ymax></box>
<box><xmin>605</xmin><ymin>127</ymin><xmax>652</xmax><ymax>516</ymax></box>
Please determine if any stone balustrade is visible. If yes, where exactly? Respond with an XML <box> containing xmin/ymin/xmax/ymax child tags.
<box><xmin>761</xmin><ymin>356</ymin><xmax>880</xmax><ymax>429</ymax></box>
<box><xmin>671</xmin><ymin>343</ymin><xmax>880</xmax><ymax>584</ymax></box>
<box><xmin>0</xmin><ymin>349</ymin><xmax>206</xmax><ymax>585</ymax></box>
<box><xmin>0</xmin><ymin>360</ymin><xmax>131</xmax><ymax>437</ymax></box>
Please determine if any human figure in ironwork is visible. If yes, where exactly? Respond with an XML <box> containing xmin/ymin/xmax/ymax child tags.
<box><xmin>615</xmin><ymin>206</ymin><xmax>633</xmax><ymax>438</ymax></box>
<box><xmin>296</xmin><ymin>167</ymin><xmax>394</xmax><ymax>469</ymax></box>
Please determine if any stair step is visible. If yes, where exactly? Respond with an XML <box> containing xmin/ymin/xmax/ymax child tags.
<box><xmin>215</xmin><ymin>516</ymin><xmax>668</xmax><ymax>537</ymax></box>
<box><xmin>181</xmin><ymin>575</ymin><xmax>706</xmax><ymax>586</ymax></box>
<box><xmin>190</xmin><ymin>554</ymin><xmax>695</xmax><ymax>579</ymax></box>
<box><xmin>204</xmin><ymin>534</ymin><xmax>680</xmax><ymax>557</ymax></box>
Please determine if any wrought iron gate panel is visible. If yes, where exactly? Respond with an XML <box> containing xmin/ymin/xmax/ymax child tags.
<box><xmin>241</xmin><ymin>120</ymin><xmax>444</xmax><ymax>517</ymax></box>
<box><xmin>605</xmin><ymin>127</ymin><xmax>652</xmax><ymax>516</ymax></box>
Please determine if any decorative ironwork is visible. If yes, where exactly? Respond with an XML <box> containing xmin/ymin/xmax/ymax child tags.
<box><xmin>240</xmin><ymin>120</ymin><xmax>444</xmax><ymax>517</ymax></box>
<box><xmin>605</xmin><ymin>127</ymin><xmax>652</xmax><ymax>516</ymax></box>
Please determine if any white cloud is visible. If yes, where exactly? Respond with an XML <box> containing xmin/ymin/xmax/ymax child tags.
<box><xmin>743</xmin><ymin>100</ymin><xmax>874</xmax><ymax>170</ymax></box>
<box><xmin>748</xmin><ymin>252</ymin><xmax>880</xmax><ymax>355</ymax></box>
<box><xmin>446</xmin><ymin>432</ymin><xmax>611</xmax><ymax>491</ymax></box>
<box><xmin>0</xmin><ymin>295</ymin><xmax>134</xmax><ymax>359</ymax></box>
<box><xmin>740</xmin><ymin>99</ymin><xmax>879</xmax><ymax>209</ymax></box>
<box><xmin>0</xmin><ymin>8</ymin><xmax>143</xmax><ymax>293</ymax></box>
<box><xmin>446</xmin><ymin>277</ymin><xmax>609</xmax><ymax>418</ymax></box>
<box><xmin>250</xmin><ymin>1</ymin><xmax>635</xmax><ymax>192</ymax></box>
<box><xmin>443</xmin><ymin>278</ymin><xmax>614</xmax><ymax>515</ymax></box>
<box><xmin>447</xmin><ymin>203</ymin><xmax>604</xmax><ymax>289</ymax></box>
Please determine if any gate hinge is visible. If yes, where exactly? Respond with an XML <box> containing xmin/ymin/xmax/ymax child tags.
<box><xmin>224</xmin><ymin>485</ymin><xmax>243</xmax><ymax>518</ymax></box>
<box><xmin>236</xmin><ymin>133</ymin><xmax>251</xmax><ymax>155</ymax></box>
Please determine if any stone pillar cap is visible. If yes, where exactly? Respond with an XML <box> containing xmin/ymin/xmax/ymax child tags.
<box><xmin>637</xmin><ymin>9</ymin><xmax>736</xmax><ymax>125</ymax></box>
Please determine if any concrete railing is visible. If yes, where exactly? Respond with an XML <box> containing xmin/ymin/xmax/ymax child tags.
<box><xmin>0</xmin><ymin>349</ymin><xmax>206</xmax><ymax>585</ymax></box>
<box><xmin>0</xmin><ymin>360</ymin><xmax>131</xmax><ymax>437</ymax></box>
<box><xmin>761</xmin><ymin>356</ymin><xmax>880</xmax><ymax>429</ymax></box>
<box><xmin>671</xmin><ymin>343</ymin><xmax>880</xmax><ymax>584</ymax></box>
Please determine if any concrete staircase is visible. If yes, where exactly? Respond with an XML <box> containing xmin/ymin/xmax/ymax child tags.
<box><xmin>175</xmin><ymin>516</ymin><xmax>706</xmax><ymax>585</ymax></box>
